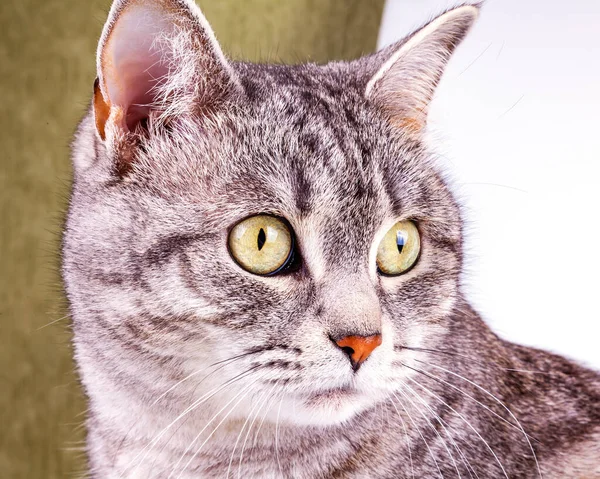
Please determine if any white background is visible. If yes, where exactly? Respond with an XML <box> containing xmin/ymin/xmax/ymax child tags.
<box><xmin>378</xmin><ymin>0</ymin><xmax>600</xmax><ymax>368</ymax></box>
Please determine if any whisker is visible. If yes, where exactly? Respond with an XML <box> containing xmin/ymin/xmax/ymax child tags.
<box><xmin>504</xmin><ymin>368</ymin><xmax>554</xmax><ymax>375</ymax></box>
<box><xmin>120</xmin><ymin>366</ymin><xmax>261</xmax><ymax>477</ymax></box>
<box><xmin>402</xmin><ymin>378</ymin><xmax>478</xmax><ymax>479</ymax></box>
<box><xmin>151</xmin><ymin>349</ymin><xmax>261</xmax><ymax>407</ymax></box>
<box><xmin>397</xmin><ymin>345</ymin><xmax>499</xmax><ymax>370</ymax></box>
<box><xmin>401</xmin><ymin>361</ymin><xmax>535</xmax><ymax>439</ymax></box>
<box><xmin>404</xmin><ymin>369</ymin><xmax>509</xmax><ymax>478</ymax></box>
<box><xmin>397</xmin><ymin>345</ymin><xmax>549</xmax><ymax>375</ymax></box>
<box><xmin>389</xmin><ymin>392</ymin><xmax>444</xmax><ymax>479</ymax></box>
<box><xmin>36</xmin><ymin>314</ymin><xmax>71</xmax><ymax>330</ymax></box>
<box><xmin>172</xmin><ymin>380</ymin><xmax>263</xmax><ymax>479</ymax></box>
<box><xmin>413</xmin><ymin>359</ymin><xmax>542</xmax><ymax>478</ymax></box>
<box><xmin>396</xmin><ymin>386</ymin><xmax>461</xmax><ymax>478</ymax></box>
<box><xmin>237</xmin><ymin>381</ymin><xmax>280</xmax><ymax>478</ymax></box>
<box><xmin>275</xmin><ymin>396</ymin><xmax>284</xmax><ymax>478</ymax></box>
<box><xmin>252</xmin><ymin>389</ymin><xmax>282</xmax><ymax>449</ymax></box>
<box><xmin>402</xmin><ymin>380</ymin><xmax>474</xmax><ymax>479</ymax></box>
<box><xmin>120</xmin><ymin>350</ymin><xmax>263</xmax><ymax>473</ymax></box>
<box><xmin>393</xmin><ymin>398</ymin><xmax>415</xmax><ymax>479</ymax></box>
<box><xmin>225</xmin><ymin>387</ymin><xmax>270</xmax><ymax>478</ymax></box>
<box><xmin>148</xmin><ymin>357</ymin><xmax>256</xmax><ymax>474</ymax></box>
<box><xmin>459</xmin><ymin>41</ymin><xmax>493</xmax><ymax>75</ymax></box>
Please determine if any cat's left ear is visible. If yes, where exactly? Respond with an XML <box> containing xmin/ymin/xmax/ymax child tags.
<box><xmin>365</xmin><ymin>5</ymin><xmax>479</xmax><ymax>134</ymax></box>
<box><xmin>94</xmin><ymin>0</ymin><xmax>240</xmax><ymax>142</ymax></box>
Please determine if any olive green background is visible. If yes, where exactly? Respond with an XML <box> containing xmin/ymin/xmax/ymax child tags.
<box><xmin>0</xmin><ymin>1</ymin><xmax>384</xmax><ymax>477</ymax></box>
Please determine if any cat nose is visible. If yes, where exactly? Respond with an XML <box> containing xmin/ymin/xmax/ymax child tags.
<box><xmin>333</xmin><ymin>334</ymin><xmax>382</xmax><ymax>372</ymax></box>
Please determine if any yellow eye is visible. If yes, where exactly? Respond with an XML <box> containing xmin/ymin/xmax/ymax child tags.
<box><xmin>228</xmin><ymin>215</ymin><xmax>293</xmax><ymax>275</ymax></box>
<box><xmin>376</xmin><ymin>220</ymin><xmax>420</xmax><ymax>276</ymax></box>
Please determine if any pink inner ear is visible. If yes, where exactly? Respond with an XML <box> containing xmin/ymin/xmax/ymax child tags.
<box><xmin>102</xmin><ymin>4</ymin><xmax>173</xmax><ymax>131</ymax></box>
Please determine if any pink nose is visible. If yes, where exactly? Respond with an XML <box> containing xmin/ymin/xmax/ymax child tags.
<box><xmin>334</xmin><ymin>334</ymin><xmax>382</xmax><ymax>371</ymax></box>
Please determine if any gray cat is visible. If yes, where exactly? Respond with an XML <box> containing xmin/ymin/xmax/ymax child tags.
<box><xmin>63</xmin><ymin>0</ymin><xmax>600</xmax><ymax>477</ymax></box>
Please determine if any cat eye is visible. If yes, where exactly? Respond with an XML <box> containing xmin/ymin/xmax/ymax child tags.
<box><xmin>376</xmin><ymin>220</ymin><xmax>421</xmax><ymax>276</ymax></box>
<box><xmin>228</xmin><ymin>215</ymin><xmax>294</xmax><ymax>275</ymax></box>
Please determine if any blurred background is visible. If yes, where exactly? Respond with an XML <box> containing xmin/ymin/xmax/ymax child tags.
<box><xmin>0</xmin><ymin>1</ymin><xmax>384</xmax><ymax>477</ymax></box>
<box><xmin>2</xmin><ymin>0</ymin><xmax>599</xmax><ymax>477</ymax></box>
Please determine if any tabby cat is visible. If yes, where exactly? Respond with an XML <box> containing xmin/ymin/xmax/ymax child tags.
<box><xmin>63</xmin><ymin>0</ymin><xmax>600</xmax><ymax>477</ymax></box>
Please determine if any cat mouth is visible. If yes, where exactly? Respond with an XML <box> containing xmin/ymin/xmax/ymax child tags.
<box><xmin>302</xmin><ymin>386</ymin><xmax>358</xmax><ymax>404</ymax></box>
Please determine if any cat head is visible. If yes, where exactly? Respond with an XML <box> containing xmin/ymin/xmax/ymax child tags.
<box><xmin>65</xmin><ymin>0</ymin><xmax>478</xmax><ymax>426</ymax></box>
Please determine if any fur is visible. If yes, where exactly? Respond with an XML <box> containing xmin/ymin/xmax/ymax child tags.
<box><xmin>63</xmin><ymin>1</ymin><xmax>600</xmax><ymax>477</ymax></box>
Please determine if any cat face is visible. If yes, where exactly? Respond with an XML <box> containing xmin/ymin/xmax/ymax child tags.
<box><xmin>65</xmin><ymin>0</ymin><xmax>476</xmax><ymax>427</ymax></box>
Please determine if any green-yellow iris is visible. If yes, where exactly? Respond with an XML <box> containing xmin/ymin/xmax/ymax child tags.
<box><xmin>376</xmin><ymin>220</ymin><xmax>420</xmax><ymax>275</ymax></box>
<box><xmin>228</xmin><ymin>215</ymin><xmax>293</xmax><ymax>275</ymax></box>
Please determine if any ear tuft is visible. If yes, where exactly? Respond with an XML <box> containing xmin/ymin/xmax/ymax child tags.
<box><xmin>94</xmin><ymin>0</ymin><xmax>239</xmax><ymax>146</ymax></box>
<box><xmin>366</xmin><ymin>5</ymin><xmax>479</xmax><ymax>134</ymax></box>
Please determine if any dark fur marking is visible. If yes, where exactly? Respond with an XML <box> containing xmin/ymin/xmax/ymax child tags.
<box><xmin>144</xmin><ymin>233</ymin><xmax>209</xmax><ymax>266</ymax></box>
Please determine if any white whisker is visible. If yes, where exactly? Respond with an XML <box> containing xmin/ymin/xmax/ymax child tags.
<box><xmin>120</xmin><ymin>367</ymin><xmax>259</xmax><ymax>477</ymax></box>
<box><xmin>225</xmin><ymin>387</ymin><xmax>270</xmax><ymax>478</ymax></box>
<box><xmin>402</xmin><ymin>378</ymin><xmax>478</xmax><ymax>479</ymax></box>
<box><xmin>237</xmin><ymin>382</ymin><xmax>281</xmax><ymax>478</ymax></box>
<box><xmin>390</xmin><ymin>392</ymin><xmax>444</xmax><ymax>479</ymax></box>
<box><xmin>406</xmin><ymin>373</ymin><xmax>509</xmax><ymax>478</ymax></box>
<box><xmin>151</xmin><ymin>350</ymin><xmax>250</xmax><ymax>407</ymax></box>
<box><xmin>388</xmin><ymin>395</ymin><xmax>415</xmax><ymax>479</ymax></box>
<box><xmin>414</xmin><ymin>359</ymin><xmax>542</xmax><ymax>478</ymax></box>
<box><xmin>275</xmin><ymin>396</ymin><xmax>284</xmax><ymax>478</ymax></box>
<box><xmin>396</xmin><ymin>386</ymin><xmax>460</xmax><ymax>478</ymax></box>
<box><xmin>403</xmin><ymin>361</ymin><xmax>535</xmax><ymax>439</ymax></box>
<box><xmin>170</xmin><ymin>375</ymin><xmax>265</xmax><ymax>478</ymax></box>
<box><xmin>36</xmin><ymin>314</ymin><xmax>71</xmax><ymax>330</ymax></box>
<box><xmin>252</xmin><ymin>389</ymin><xmax>282</xmax><ymax>449</ymax></box>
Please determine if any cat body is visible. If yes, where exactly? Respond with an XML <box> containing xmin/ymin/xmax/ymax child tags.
<box><xmin>64</xmin><ymin>0</ymin><xmax>600</xmax><ymax>477</ymax></box>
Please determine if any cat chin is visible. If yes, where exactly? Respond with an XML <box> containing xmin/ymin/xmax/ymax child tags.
<box><xmin>275</xmin><ymin>389</ymin><xmax>375</xmax><ymax>427</ymax></box>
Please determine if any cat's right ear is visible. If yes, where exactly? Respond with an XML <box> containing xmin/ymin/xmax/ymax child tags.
<box><xmin>93</xmin><ymin>0</ymin><xmax>240</xmax><ymax>165</ymax></box>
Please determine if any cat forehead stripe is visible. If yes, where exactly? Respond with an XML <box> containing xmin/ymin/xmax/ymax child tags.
<box><xmin>63</xmin><ymin>1</ymin><xmax>600</xmax><ymax>477</ymax></box>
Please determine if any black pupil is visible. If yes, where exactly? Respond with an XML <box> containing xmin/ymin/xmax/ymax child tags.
<box><xmin>396</xmin><ymin>230</ymin><xmax>407</xmax><ymax>254</ymax></box>
<box><xmin>257</xmin><ymin>228</ymin><xmax>267</xmax><ymax>251</ymax></box>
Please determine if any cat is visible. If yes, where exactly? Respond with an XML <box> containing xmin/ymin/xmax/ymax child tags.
<box><xmin>62</xmin><ymin>0</ymin><xmax>600</xmax><ymax>477</ymax></box>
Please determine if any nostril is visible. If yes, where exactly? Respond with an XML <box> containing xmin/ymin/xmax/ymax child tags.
<box><xmin>340</xmin><ymin>346</ymin><xmax>355</xmax><ymax>359</ymax></box>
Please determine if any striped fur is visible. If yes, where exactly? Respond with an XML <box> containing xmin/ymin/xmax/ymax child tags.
<box><xmin>63</xmin><ymin>1</ymin><xmax>600</xmax><ymax>477</ymax></box>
